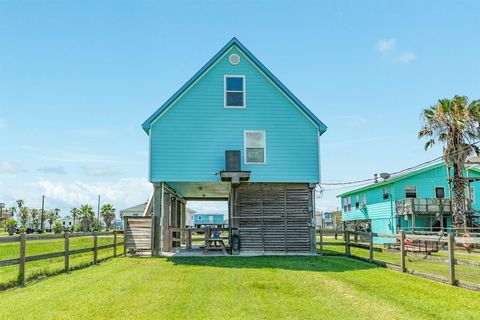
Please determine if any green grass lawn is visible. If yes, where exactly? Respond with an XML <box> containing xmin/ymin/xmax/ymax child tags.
<box><xmin>0</xmin><ymin>256</ymin><xmax>479</xmax><ymax>320</ymax></box>
<box><xmin>0</xmin><ymin>234</ymin><xmax>124</xmax><ymax>288</ymax></box>
<box><xmin>317</xmin><ymin>236</ymin><xmax>480</xmax><ymax>285</ymax></box>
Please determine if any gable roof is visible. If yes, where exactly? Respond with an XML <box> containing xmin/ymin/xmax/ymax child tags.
<box><xmin>141</xmin><ymin>37</ymin><xmax>327</xmax><ymax>134</ymax></box>
<box><xmin>337</xmin><ymin>162</ymin><xmax>480</xmax><ymax>198</ymax></box>
<box><xmin>337</xmin><ymin>163</ymin><xmax>444</xmax><ymax>198</ymax></box>
<box><xmin>120</xmin><ymin>202</ymin><xmax>148</xmax><ymax>213</ymax></box>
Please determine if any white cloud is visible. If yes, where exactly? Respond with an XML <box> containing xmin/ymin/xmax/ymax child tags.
<box><xmin>0</xmin><ymin>161</ymin><xmax>27</xmax><ymax>174</ymax></box>
<box><xmin>376</xmin><ymin>38</ymin><xmax>396</xmax><ymax>52</ymax></box>
<box><xmin>0</xmin><ymin>177</ymin><xmax>152</xmax><ymax>215</ymax></box>
<box><xmin>81</xmin><ymin>166</ymin><xmax>120</xmax><ymax>176</ymax></box>
<box><xmin>37</xmin><ymin>166</ymin><xmax>66</xmax><ymax>174</ymax></box>
<box><xmin>376</xmin><ymin>38</ymin><xmax>415</xmax><ymax>64</ymax></box>
<box><xmin>396</xmin><ymin>51</ymin><xmax>416</xmax><ymax>63</ymax></box>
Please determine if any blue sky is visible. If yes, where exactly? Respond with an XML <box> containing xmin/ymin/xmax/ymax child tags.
<box><xmin>0</xmin><ymin>1</ymin><xmax>479</xmax><ymax>216</ymax></box>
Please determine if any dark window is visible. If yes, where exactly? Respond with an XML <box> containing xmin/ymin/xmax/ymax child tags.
<box><xmin>435</xmin><ymin>187</ymin><xmax>445</xmax><ymax>199</ymax></box>
<box><xmin>355</xmin><ymin>196</ymin><xmax>360</xmax><ymax>209</ymax></box>
<box><xmin>383</xmin><ymin>187</ymin><xmax>390</xmax><ymax>200</ymax></box>
<box><xmin>405</xmin><ymin>186</ymin><xmax>417</xmax><ymax>198</ymax></box>
<box><xmin>225</xmin><ymin>76</ymin><xmax>245</xmax><ymax>107</ymax></box>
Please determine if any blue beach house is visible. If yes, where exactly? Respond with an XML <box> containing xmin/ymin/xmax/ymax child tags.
<box><xmin>142</xmin><ymin>37</ymin><xmax>327</xmax><ymax>255</ymax></box>
<box><xmin>338</xmin><ymin>163</ymin><xmax>480</xmax><ymax>243</ymax></box>
<box><xmin>193</xmin><ymin>213</ymin><xmax>226</xmax><ymax>227</ymax></box>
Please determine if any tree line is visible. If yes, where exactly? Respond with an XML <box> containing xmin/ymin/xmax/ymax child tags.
<box><xmin>1</xmin><ymin>200</ymin><xmax>117</xmax><ymax>235</ymax></box>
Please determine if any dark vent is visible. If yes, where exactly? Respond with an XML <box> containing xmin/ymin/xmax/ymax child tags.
<box><xmin>225</xmin><ymin>150</ymin><xmax>241</xmax><ymax>172</ymax></box>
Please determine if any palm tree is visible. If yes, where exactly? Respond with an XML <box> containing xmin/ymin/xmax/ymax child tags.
<box><xmin>9</xmin><ymin>206</ymin><xmax>16</xmax><ymax>218</ymax></box>
<box><xmin>419</xmin><ymin>95</ymin><xmax>480</xmax><ymax>229</ymax></box>
<box><xmin>70</xmin><ymin>207</ymin><xmax>78</xmax><ymax>227</ymax></box>
<box><xmin>30</xmin><ymin>208</ymin><xmax>39</xmax><ymax>230</ymax></box>
<box><xmin>18</xmin><ymin>207</ymin><xmax>29</xmax><ymax>227</ymax></box>
<box><xmin>100</xmin><ymin>204</ymin><xmax>116</xmax><ymax>231</ymax></box>
<box><xmin>79</xmin><ymin>204</ymin><xmax>95</xmax><ymax>232</ymax></box>
<box><xmin>47</xmin><ymin>210</ymin><xmax>58</xmax><ymax>230</ymax></box>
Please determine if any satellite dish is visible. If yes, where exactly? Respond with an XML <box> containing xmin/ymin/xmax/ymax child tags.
<box><xmin>380</xmin><ymin>172</ymin><xmax>391</xmax><ymax>180</ymax></box>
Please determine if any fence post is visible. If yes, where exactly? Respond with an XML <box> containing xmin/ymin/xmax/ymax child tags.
<box><xmin>186</xmin><ymin>228</ymin><xmax>192</xmax><ymax>251</ymax></box>
<box><xmin>93</xmin><ymin>233</ymin><xmax>98</xmax><ymax>264</ymax></box>
<box><xmin>400</xmin><ymin>230</ymin><xmax>406</xmax><ymax>272</ymax></box>
<box><xmin>345</xmin><ymin>231</ymin><xmax>351</xmax><ymax>256</ymax></box>
<box><xmin>447</xmin><ymin>233</ymin><xmax>456</xmax><ymax>285</ymax></box>
<box><xmin>319</xmin><ymin>228</ymin><xmax>324</xmax><ymax>256</ymax></box>
<box><xmin>64</xmin><ymin>232</ymin><xmax>70</xmax><ymax>272</ymax></box>
<box><xmin>369</xmin><ymin>232</ymin><xmax>374</xmax><ymax>263</ymax></box>
<box><xmin>123</xmin><ymin>217</ymin><xmax>128</xmax><ymax>256</ymax></box>
<box><xmin>18</xmin><ymin>233</ymin><xmax>26</xmax><ymax>285</ymax></box>
<box><xmin>113</xmin><ymin>231</ymin><xmax>117</xmax><ymax>257</ymax></box>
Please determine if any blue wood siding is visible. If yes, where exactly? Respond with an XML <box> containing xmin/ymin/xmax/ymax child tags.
<box><xmin>150</xmin><ymin>46</ymin><xmax>320</xmax><ymax>183</ymax></box>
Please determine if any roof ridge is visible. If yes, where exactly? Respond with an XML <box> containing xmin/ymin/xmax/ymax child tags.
<box><xmin>141</xmin><ymin>37</ymin><xmax>327</xmax><ymax>134</ymax></box>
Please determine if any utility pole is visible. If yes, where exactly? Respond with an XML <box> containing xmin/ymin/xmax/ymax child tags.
<box><xmin>97</xmin><ymin>195</ymin><xmax>101</xmax><ymax>220</ymax></box>
<box><xmin>41</xmin><ymin>195</ymin><xmax>45</xmax><ymax>232</ymax></box>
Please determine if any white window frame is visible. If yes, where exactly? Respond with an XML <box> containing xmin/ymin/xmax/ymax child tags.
<box><xmin>224</xmin><ymin>75</ymin><xmax>246</xmax><ymax>108</ymax></box>
<box><xmin>405</xmin><ymin>186</ymin><xmax>417</xmax><ymax>199</ymax></box>
<box><xmin>244</xmin><ymin>130</ymin><xmax>266</xmax><ymax>165</ymax></box>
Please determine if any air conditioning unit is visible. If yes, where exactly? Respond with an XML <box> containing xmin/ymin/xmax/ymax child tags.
<box><xmin>225</xmin><ymin>150</ymin><xmax>241</xmax><ymax>171</ymax></box>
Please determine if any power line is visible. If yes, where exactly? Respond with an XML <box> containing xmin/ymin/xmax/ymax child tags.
<box><xmin>320</xmin><ymin>140</ymin><xmax>480</xmax><ymax>186</ymax></box>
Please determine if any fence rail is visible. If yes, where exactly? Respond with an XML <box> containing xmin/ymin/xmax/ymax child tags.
<box><xmin>0</xmin><ymin>231</ymin><xmax>125</xmax><ymax>286</ymax></box>
<box><xmin>317</xmin><ymin>228</ymin><xmax>480</xmax><ymax>291</ymax></box>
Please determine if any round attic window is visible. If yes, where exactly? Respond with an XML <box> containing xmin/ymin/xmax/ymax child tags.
<box><xmin>229</xmin><ymin>53</ymin><xmax>240</xmax><ymax>65</ymax></box>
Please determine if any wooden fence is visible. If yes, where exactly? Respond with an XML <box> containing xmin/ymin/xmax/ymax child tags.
<box><xmin>317</xmin><ymin>229</ymin><xmax>480</xmax><ymax>291</ymax></box>
<box><xmin>0</xmin><ymin>231</ymin><xmax>124</xmax><ymax>286</ymax></box>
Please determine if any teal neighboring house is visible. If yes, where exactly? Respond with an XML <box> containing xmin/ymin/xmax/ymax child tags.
<box><xmin>143</xmin><ymin>38</ymin><xmax>327</xmax><ymax>255</ymax></box>
<box><xmin>193</xmin><ymin>213</ymin><xmax>226</xmax><ymax>227</ymax></box>
<box><xmin>338</xmin><ymin>163</ymin><xmax>480</xmax><ymax>243</ymax></box>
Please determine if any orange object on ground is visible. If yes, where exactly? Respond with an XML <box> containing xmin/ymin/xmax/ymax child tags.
<box><xmin>463</xmin><ymin>233</ymin><xmax>474</xmax><ymax>250</ymax></box>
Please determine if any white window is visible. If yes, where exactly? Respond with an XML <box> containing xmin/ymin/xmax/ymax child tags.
<box><xmin>343</xmin><ymin>198</ymin><xmax>348</xmax><ymax>212</ymax></box>
<box><xmin>355</xmin><ymin>195</ymin><xmax>360</xmax><ymax>209</ymax></box>
<box><xmin>362</xmin><ymin>194</ymin><xmax>367</xmax><ymax>206</ymax></box>
<box><xmin>405</xmin><ymin>186</ymin><xmax>417</xmax><ymax>198</ymax></box>
<box><xmin>225</xmin><ymin>75</ymin><xmax>245</xmax><ymax>108</ymax></box>
<box><xmin>244</xmin><ymin>131</ymin><xmax>266</xmax><ymax>164</ymax></box>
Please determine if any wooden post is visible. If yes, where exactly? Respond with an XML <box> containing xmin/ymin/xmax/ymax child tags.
<box><xmin>411</xmin><ymin>199</ymin><xmax>416</xmax><ymax>233</ymax></box>
<box><xmin>319</xmin><ymin>228</ymin><xmax>324</xmax><ymax>256</ymax></box>
<box><xmin>345</xmin><ymin>231</ymin><xmax>350</xmax><ymax>256</ymax></box>
<box><xmin>93</xmin><ymin>233</ymin><xmax>98</xmax><ymax>264</ymax></box>
<box><xmin>18</xmin><ymin>233</ymin><xmax>26</xmax><ymax>285</ymax></box>
<box><xmin>113</xmin><ymin>231</ymin><xmax>117</xmax><ymax>257</ymax></box>
<box><xmin>123</xmin><ymin>217</ymin><xmax>128</xmax><ymax>256</ymax></box>
<box><xmin>400</xmin><ymin>230</ymin><xmax>406</xmax><ymax>272</ymax></box>
<box><xmin>369</xmin><ymin>232</ymin><xmax>374</xmax><ymax>263</ymax></box>
<box><xmin>447</xmin><ymin>233</ymin><xmax>456</xmax><ymax>285</ymax></box>
<box><xmin>186</xmin><ymin>228</ymin><xmax>192</xmax><ymax>251</ymax></box>
<box><xmin>64</xmin><ymin>232</ymin><xmax>70</xmax><ymax>272</ymax></box>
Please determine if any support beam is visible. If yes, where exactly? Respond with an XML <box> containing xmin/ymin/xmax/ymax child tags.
<box><xmin>152</xmin><ymin>183</ymin><xmax>163</xmax><ymax>256</ymax></box>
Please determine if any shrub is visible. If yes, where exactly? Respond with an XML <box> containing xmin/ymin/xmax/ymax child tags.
<box><xmin>53</xmin><ymin>220</ymin><xmax>63</xmax><ymax>234</ymax></box>
<box><xmin>72</xmin><ymin>223</ymin><xmax>82</xmax><ymax>232</ymax></box>
<box><xmin>91</xmin><ymin>219</ymin><xmax>103</xmax><ymax>232</ymax></box>
<box><xmin>5</xmin><ymin>218</ymin><xmax>17</xmax><ymax>235</ymax></box>
<box><xmin>19</xmin><ymin>226</ymin><xmax>26</xmax><ymax>233</ymax></box>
